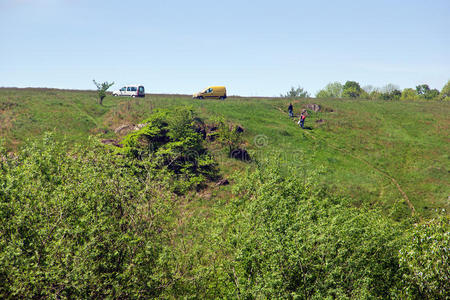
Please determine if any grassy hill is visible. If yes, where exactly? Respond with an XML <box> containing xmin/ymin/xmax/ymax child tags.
<box><xmin>0</xmin><ymin>87</ymin><xmax>449</xmax><ymax>218</ymax></box>
<box><xmin>1</xmin><ymin>87</ymin><xmax>449</xmax><ymax>298</ymax></box>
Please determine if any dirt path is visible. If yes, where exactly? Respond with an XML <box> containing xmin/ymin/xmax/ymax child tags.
<box><xmin>274</xmin><ymin>105</ymin><xmax>417</xmax><ymax>217</ymax></box>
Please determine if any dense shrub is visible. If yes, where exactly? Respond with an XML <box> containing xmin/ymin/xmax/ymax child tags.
<box><xmin>401</xmin><ymin>88</ymin><xmax>418</xmax><ymax>101</ymax></box>
<box><xmin>416</xmin><ymin>84</ymin><xmax>440</xmax><ymax>100</ymax></box>
<box><xmin>0</xmin><ymin>135</ymin><xmax>175</xmax><ymax>298</ymax></box>
<box><xmin>215</xmin><ymin>157</ymin><xmax>449</xmax><ymax>299</ymax></box>
<box><xmin>399</xmin><ymin>216</ymin><xmax>449</xmax><ymax>299</ymax></box>
<box><xmin>342</xmin><ymin>81</ymin><xmax>362</xmax><ymax>98</ymax></box>
<box><xmin>439</xmin><ymin>80</ymin><xmax>450</xmax><ymax>101</ymax></box>
<box><xmin>120</xmin><ymin>108</ymin><xmax>217</xmax><ymax>193</ymax></box>
<box><xmin>211</xmin><ymin>116</ymin><xmax>244</xmax><ymax>155</ymax></box>
<box><xmin>316</xmin><ymin>82</ymin><xmax>343</xmax><ymax>98</ymax></box>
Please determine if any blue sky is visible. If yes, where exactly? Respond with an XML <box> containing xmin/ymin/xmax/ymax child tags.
<box><xmin>1</xmin><ymin>0</ymin><xmax>449</xmax><ymax>96</ymax></box>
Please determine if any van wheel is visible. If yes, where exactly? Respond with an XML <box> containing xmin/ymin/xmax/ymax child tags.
<box><xmin>198</xmin><ymin>96</ymin><xmax>204</xmax><ymax>99</ymax></box>
<box><xmin>219</xmin><ymin>96</ymin><xmax>224</xmax><ymax>100</ymax></box>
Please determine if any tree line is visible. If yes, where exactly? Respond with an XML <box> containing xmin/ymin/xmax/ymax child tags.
<box><xmin>282</xmin><ymin>80</ymin><xmax>450</xmax><ymax>101</ymax></box>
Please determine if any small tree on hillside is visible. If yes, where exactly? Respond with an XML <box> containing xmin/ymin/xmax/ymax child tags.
<box><xmin>440</xmin><ymin>80</ymin><xmax>450</xmax><ymax>101</ymax></box>
<box><xmin>342</xmin><ymin>81</ymin><xmax>362</xmax><ymax>98</ymax></box>
<box><xmin>214</xmin><ymin>117</ymin><xmax>243</xmax><ymax>154</ymax></box>
<box><xmin>401</xmin><ymin>88</ymin><xmax>417</xmax><ymax>101</ymax></box>
<box><xmin>281</xmin><ymin>86</ymin><xmax>310</xmax><ymax>98</ymax></box>
<box><xmin>416</xmin><ymin>84</ymin><xmax>430</xmax><ymax>96</ymax></box>
<box><xmin>426</xmin><ymin>89</ymin><xmax>440</xmax><ymax>100</ymax></box>
<box><xmin>416</xmin><ymin>84</ymin><xmax>439</xmax><ymax>100</ymax></box>
<box><xmin>316</xmin><ymin>82</ymin><xmax>343</xmax><ymax>98</ymax></box>
<box><xmin>93</xmin><ymin>80</ymin><xmax>114</xmax><ymax>105</ymax></box>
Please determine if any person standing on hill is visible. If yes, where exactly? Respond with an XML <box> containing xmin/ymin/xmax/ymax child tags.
<box><xmin>288</xmin><ymin>103</ymin><xmax>294</xmax><ymax>117</ymax></box>
<box><xmin>298</xmin><ymin>110</ymin><xmax>307</xmax><ymax>129</ymax></box>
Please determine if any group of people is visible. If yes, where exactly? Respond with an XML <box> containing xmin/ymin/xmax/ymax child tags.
<box><xmin>288</xmin><ymin>103</ymin><xmax>307</xmax><ymax>129</ymax></box>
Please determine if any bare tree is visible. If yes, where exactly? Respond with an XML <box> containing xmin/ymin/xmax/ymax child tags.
<box><xmin>381</xmin><ymin>83</ymin><xmax>400</xmax><ymax>94</ymax></box>
<box><xmin>362</xmin><ymin>85</ymin><xmax>375</xmax><ymax>94</ymax></box>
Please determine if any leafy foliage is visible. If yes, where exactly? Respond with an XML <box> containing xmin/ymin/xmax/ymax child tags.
<box><xmin>342</xmin><ymin>81</ymin><xmax>362</xmax><ymax>98</ymax></box>
<box><xmin>93</xmin><ymin>80</ymin><xmax>114</xmax><ymax>105</ymax></box>
<box><xmin>215</xmin><ymin>158</ymin><xmax>407</xmax><ymax>298</ymax></box>
<box><xmin>399</xmin><ymin>215</ymin><xmax>449</xmax><ymax>299</ymax></box>
<box><xmin>281</xmin><ymin>86</ymin><xmax>310</xmax><ymax>98</ymax></box>
<box><xmin>416</xmin><ymin>84</ymin><xmax>431</xmax><ymax>96</ymax></box>
<box><xmin>440</xmin><ymin>80</ymin><xmax>450</xmax><ymax>101</ymax></box>
<box><xmin>416</xmin><ymin>84</ymin><xmax>440</xmax><ymax>100</ymax></box>
<box><xmin>120</xmin><ymin>108</ymin><xmax>217</xmax><ymax>193</ymax></box>
<box><xmin>401</xmin><ymin>88</ymin><xmax>418</xmax><ymax>101</ymax></box>
<box><xmin>316</xmin><ymin>82</ymin><xmax>343</xmax><ymax>98</ymax></box>
<box><xmin>212</xmin><ymin>116</ymin><xmax>244</xmax><ymax>154</ymax></box>
<box><xmin>0</xmin><ymin>134</ymin><xmax>175</xmax><ymax>298</ymax></box>
<box><xmin>196</xmin><ymin>155</ymin><xmax>447</xmax><ymax>299</ymax></box>
<box><xmin>382</xmin><ymin>89</ymin><xmax>402</xmax><ymax>100</ymax></box>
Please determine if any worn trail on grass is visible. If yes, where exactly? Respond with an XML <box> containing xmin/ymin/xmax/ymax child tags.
<box><xmin>69</xmin><ymin>99</ymin><xmax>100</xmax><ymax>127</ymax></box>
<box><xmin>274</xmin><ymin>105</ymin><xmax>417</xmax><ymax>217</ymax></box>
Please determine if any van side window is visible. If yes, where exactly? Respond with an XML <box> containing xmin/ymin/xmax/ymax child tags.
<box><xmin>120</xmin><ymin>87</ymin><xmax>126</xmax><ymax>91</ymax></box>
<box><xmin>131</xmin><ymin>87</ymin><xmax>137</xmax><ymax>91</ymax></box>
<box><xmin>126</xmin><ymin>87</ymin><xmax>131</xmax><ymax>91</ymax></box>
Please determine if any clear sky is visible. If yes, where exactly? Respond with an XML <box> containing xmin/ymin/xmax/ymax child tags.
<box><xmin>1</xmin><ymin>0</ymin><xmax>449</xmax><ymax>96</ymax></box>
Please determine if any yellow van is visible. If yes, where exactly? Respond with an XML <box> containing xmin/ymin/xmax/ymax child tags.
<box><xmin>193</xmin><ymin>86</ymin><xmax>227</xmax><ymax>100</ymax></box>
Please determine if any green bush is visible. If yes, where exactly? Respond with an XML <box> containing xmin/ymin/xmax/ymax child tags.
<box><xmin>342</xmin><ymin>81</ymin><xmax>362</xmax><ymax>98</ymax></box>
<box><xmin>401</xmin><ymin>88</ymin><xmax>418</xmax><ymax>101</ymax></box>
<box><xmin>416</xmin><ymin>84</ymin><xmax>440</xmax><ymax>100</ymax></box>
<box><xmin>217</xmin><ymin>157</ymin><xmax>410</xmax><ymax>298</ymax></box>
<box><xmin>0</xmin><ymin>134</ymin><xmax>175</xmax><ymax>298</ymax></box>
<box><xmin>212</xmin><ymin>116</ymin><xmax>243</xmax><ymax>155</ymax></box>
<box><xmin>439</xmin><ymin>80</ymin><xmax>450</xmax><ymax>101</ymax></box>
<box><xmin>399</xmin><ymin>215</ymin><xmax>449</xmax><ymax>299</ymax></box>
<box><xmin>120</xmin><ymin>108</ymin><xmax>217</xmax><ymax>193</ymax></box>
<box><xmin>316</xmin><ymin>82</ymin><xmax>343</xmax><ymax>98</ymax></box>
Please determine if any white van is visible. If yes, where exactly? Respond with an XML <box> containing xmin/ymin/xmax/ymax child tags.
<box><xmin>112</xmin><ymin>85</ymin><xmax>145</xmax><ymax>97</ymax></box>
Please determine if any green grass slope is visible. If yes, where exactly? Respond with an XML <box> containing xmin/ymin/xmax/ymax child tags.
<box><xmin>1</xmin><ymin>88</ymin><xmax>448</xmax><ymax>218</ymax></box>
